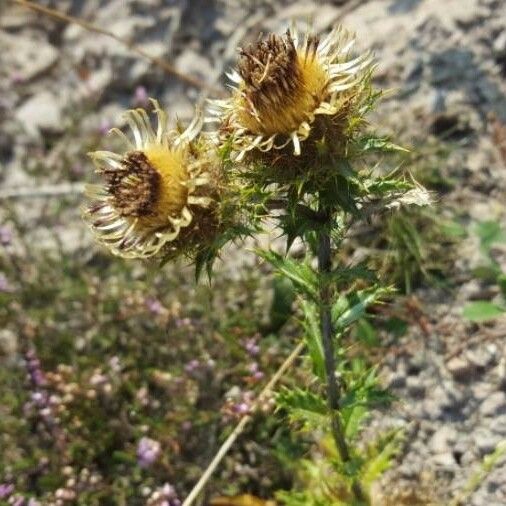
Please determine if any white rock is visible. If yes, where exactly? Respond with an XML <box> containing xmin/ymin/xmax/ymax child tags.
<box><xmin>447</xmin><ymin>356</ymin><xmax>476</xmax><ymax>381</ymax></box>
<box><xmin>429</xmin><ymin>426</ymin><xmax>458</xmax><ymax>454</ymax></box>
<box><xmin>0</xmin><ymin>31</ymin><xmax>58</xmax><ymax>81</ymax></box>
<box><xmin>431</xmin><ymin>452</ymin><xmax>456</xmax><ymax>467</ymax></box>
<box><xmin>480</xmin><ymin>392</ymin><xmax>506</xmax><ymax>417</ymax></box>
<box><xmin>15</xmin><ymin>91</ymin><xmax>63</xmax><ymax>136</ymax></box>
<box><xmin>174</xmin><ymin>49</ymin><xmax>213</xmax><ymax>82</ymax></box>
<box><xmin>474</xmin><ymin>428</ymin><xmax>502</xmax><ymax>455</ymax></box>
<box><xmin>406</xmin><ymin>376</ymin><xmax>426</xmax><ymax>397</ymax></box>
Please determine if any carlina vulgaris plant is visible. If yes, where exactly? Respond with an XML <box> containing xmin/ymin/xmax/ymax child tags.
<box><xmin>83</xmin><ymin>23</ymin><xmax>431</xmax><ymax>506</ymax></box>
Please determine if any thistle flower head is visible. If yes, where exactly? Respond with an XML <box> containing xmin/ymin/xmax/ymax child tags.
<box><xmin>84</xmin><ymin>100</ymin><xmax>220</xmax><ymax>259</ymax></box>
<box><xmin>210</xmin><ymin>26</ymin><xmax>373</xmax><ymax>160</ymax></box>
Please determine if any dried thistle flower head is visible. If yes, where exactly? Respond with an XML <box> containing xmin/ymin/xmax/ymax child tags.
<box><xmin>84</xmin><ymin>100</ymin><xmax>221</xmax><ymax>259</ymax></box>
<box><xmin>210</xmin><ymin>26</ymin><xmax>373</xmax><ymax>160</ymax></box>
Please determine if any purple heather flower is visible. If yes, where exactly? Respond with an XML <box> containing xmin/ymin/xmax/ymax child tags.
<box><xmin>133</xmin><ymin>85</ymin><xmax>149</xmax><ymax>107</ymax></box>
<box><xmin>0</xmin><ymin>484</ymin><xmax>14</xmax><ymax>499</ymax></box>
<box><xmin>175</xmin><ymin>317</ymin><xmax>192</xmax><ymax>328</ymax></box>
<box><xmin>253</xmin><ymin>371</ymin><xmax>264</xmax><ymax>380</ymax></box>
<box><xmin>25</xmin><ymin>350</ymin><xmax>46</xmax><ymax>387</ymax></box>
<box><xmin>137</xmin><ymin>437</ymin><xmax>161</xmax><ymax>468</ymax></box>
<box><xmin>234</xmin><ymin>402</ymin><xmax>250</xmax><ymax>415</ymax></box>
<box><xmin>149</xmin><ymin>483</ymin><xmax>180</xmax><ymax>506</ymax></box>
<box><xmin>244</xmin><ymin>338</ymin><xmax>260</xmax><ymax>356</ymax></box>
<box><xmin>145</xmin><ymin>297</ymin><xmax>164</xmax><ymax>315</ymax></box>
<box><xmin>0</xmin><ymin>226</ymin><xmax>12</xmax><ymax>246</ymax></box>
<box><xmin>109</xmin><ymin>356</ymin><xmax>121</xmax><ymax>372</ymax></box>
<box><xmin>184</xmin><ymin>359</ymin><xmax>200</xmax><ymax>374</ymax></box>
<box><xmin>98</xmin><ymin>118</ymin><xmax>111</xmax><ymax>135</ymax></box>
<box><xmin>0</xmin><ymin>273</ymin><xmax>14</xmax><ymax>293</ymax></box>
<box><xmin>27</xmin><ymin>499</ymin><xmax>41</xmax><ymax>506</ymax></box>
<box><xmin>70</xmin><ymin>163</ymin><xmax>85</xmax><ymax>177</ymax></box>
<box><xmin>12</xmin><ymin>496</ymin><xmax>25</xmax><ymax>506</ymax></box>
<box><xmin>10</xmin><ymin>72</ymin><xmax>24</xmax><ymax>84</ymax></box>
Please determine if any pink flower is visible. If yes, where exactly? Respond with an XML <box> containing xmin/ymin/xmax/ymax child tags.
<box><xmin>137</xmin><ymin>437</ymin><xmax>161</xmax><ymax>468</ymax></box>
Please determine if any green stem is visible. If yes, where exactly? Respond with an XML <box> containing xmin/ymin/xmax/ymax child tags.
<box><xmin>317</xmin><ymin>207</ymin><xmax>366</xmax><ymax>504</ymax></box>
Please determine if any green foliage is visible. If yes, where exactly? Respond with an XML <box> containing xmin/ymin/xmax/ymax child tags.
<box><xmin>339</xmin><ymin>361</ymin><xmax>394</xmax><ymax>439</ymax></box>
<box><xmin>267</xmin><ymin>277</ymin><xmax>297</xmax><ymax>332</ymax></box>
<box><xmin>332</xmin><ymin>286</ymin><xmax>393</xmax><ymax>331</ymax></box>
<box><xmin>462</xmin><ymin>301</ymin><xmax>505</xmax><ymax>321</ymax></box>
<box><xmin>353</xmin><ymin>134</ymin><xmax>409</xmax><ymax>155</ymax></box>
<box><xmin>462</xmin><ymin>220</ymin><xmax>506</xmax><ymax>321</ymax></box>
<box><xmin>276</xmin><ymin>388</ymin><xmax>328</xmax><ymax>429</ymax></box>
<box><xmin>0</xmin><ymin>238</ymin><xmax>299</xmax><ymax>503</ymax></box>
<box><xmin>257</xmin><ymin>250</ymin><xmax>319</xmax><ymax>300</ymax></box>
<box><xmin>301</xmin><ymin>300</ymin><xmax>326</xmax><ymax>380</ymax></box>
<box><xmin>240</xmin><ymin>77</ymin><xmax>428</xmax><ymax>505</ymax></box>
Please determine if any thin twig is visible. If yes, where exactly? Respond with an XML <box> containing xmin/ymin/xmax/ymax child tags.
<box><xmin>11</xmin><ymin>0</ymin><xmax>225</xmax><ymax>97</ymax></box>
<box><xmin>182</xmin><ymin>341</ymin><xmax>305</xmax><ymax>506</ymax></box>
<box><xmin>0</xmin><ymin>183</ymin><xmax>85</xmax><ymax>200</ymax></box>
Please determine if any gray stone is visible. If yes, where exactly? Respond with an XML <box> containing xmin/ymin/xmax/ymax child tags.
<box><xmin>423</xmin><ymin>398</ymin><xmax>443</xmax><ymax>420</ymax></box>
<box><xmin>447</xmin><ymin>356</ymin><xmax>476</xmax><ymax>381</ymax></box>
<box><xmin>480</xmin><ymin>392</ymin><xmax>506</xmax><ymax>417</ymax></box>
<box><xmin>386</xmin><ymin>371</ymin><xmax>407</xmax><ymax>389</ymax></box>
<box><xmin>474</xmin><ymin>428</ymin><xmax>502</xmax><ymax>455</ymax></box>
<box><xmin>472</xmin><ymin>381</ymin><xmax>495</xmax><ymax>401</ymax></box>
<box><xmin>431</xmin><ymin>452</ymin><xmax>457</xmax><ymax>467</ymax></box>
<box><xmin>461</xmin><ymin>448</ymin><xmax>478</xmax><ymax>466</ymax></box>
<box><xmin>15</xmin><ymin>91</ymin><xmax>63</xmax><ymax>136</ymax></box>
<box><xmin>406</xmin><ymin>376</ymin><xmax>426</xmax><ymax>397</ymax></box>
<box><xmin>466</xmin><ymin>347</ymin><xmax>496</xmax><ymax>369</ymax></box>
<box><xmin>430</xmin><ymin>426</ymin><xmax>458</xmax><ymax>453</ymax></box>
<box><xmin>174</xmin><ymin>49</ymin><xmax>213</xmax><ymax>83</ymax></box>
<box><xmin>493</xmin><ymin>31</ymin><xmax>506</xmax><ymax>56</ymax></box>
<box><xmin>491</xmin><ymin>415</ymin><xmax>506</xmax><ymax>436</ymax></box>
<box><xmin>0</xmin><ymin>32</ymin><xmax>58</xmax><ymax>81</ymax></box>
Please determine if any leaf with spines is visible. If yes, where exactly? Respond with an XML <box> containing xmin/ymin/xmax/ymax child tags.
<box><xmin>257</xmin><ymin>250</ymin><xmax>319</xmax><ymax>300</ymax></box>
<box><xmin>360</xmin><ymin>429</ymin><xmax>404</xmax><ymax>490</ymax></box>
<box><xmin>276</xmin><ymin>387</ymin><xmax>328</xmax><ymax>429</ymax></box>
<box><xmin>354</xmin><ymin>134</ymin><xmax>409</xmax><ymax>155</ymax></box>
<box><xmin>332</xmin><ymin>286</ymin><xmax>393</xmax><ymax>330</ymax></box>
<box><xmin>301</xmin><ymin>300</ymin><xmax>326</xmax><ymax>380</ymax></box>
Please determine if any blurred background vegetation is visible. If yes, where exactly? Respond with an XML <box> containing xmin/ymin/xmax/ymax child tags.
<box><xmin>1</xmin><ymin>0</ymin><xmax>506</xmax><ymax>505</ymax></box>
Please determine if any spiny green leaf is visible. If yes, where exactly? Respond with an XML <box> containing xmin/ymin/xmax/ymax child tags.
<box><xmin>257</xmin><ymin>249</ymin><xmax>318</xmax><ymax>299</ymax></box>
<box><xmin>361</xmin><ymin>430</ymin><xmax>404</xmax><ymax>489</ymax></box>
<box><xmin>355</xmin><ymin>134</ymin><xmax>409</xmax><ymax>154</ymax></box>
<box><xmin>301</xmin><ymin>300</ymin><xmax>326</xmax><ymax>380</ymax></box>
<box><xmin>365</xmin><ymin>175</ymin><xmax>413</xmax><ymax>197</ymax></box>
<box><xmin>276</xmin><ymin>387</ymin><xmax>328</xmax><ymax>427</ymax></box>
<box><xmin>332</xmin><ymin>286</ymin><xmax>392</xmax><ymax>330</ymax></box>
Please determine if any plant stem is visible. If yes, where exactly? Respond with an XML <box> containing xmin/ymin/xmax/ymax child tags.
<box><xmin>317</xmin><ymin>206</ymin><xmax>366</xmax><ymax>503</ymax></box>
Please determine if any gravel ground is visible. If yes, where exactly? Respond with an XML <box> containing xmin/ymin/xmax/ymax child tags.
<box><xmin>1</xmin><ymin>0</ymin><xmax>506</xmax><ymax>504</ymax></box>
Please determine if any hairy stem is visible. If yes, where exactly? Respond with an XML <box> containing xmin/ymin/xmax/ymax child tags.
<box><xmin>317</xmin><ymin>207</ymin><xmax>366</xmax><ymax>503</ymax></box>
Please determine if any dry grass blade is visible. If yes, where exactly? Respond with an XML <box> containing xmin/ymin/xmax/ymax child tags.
<box><xmin>11</xmin><ymin>0</ymin><xmax>225</xmax><ymax>97</ymax></box>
